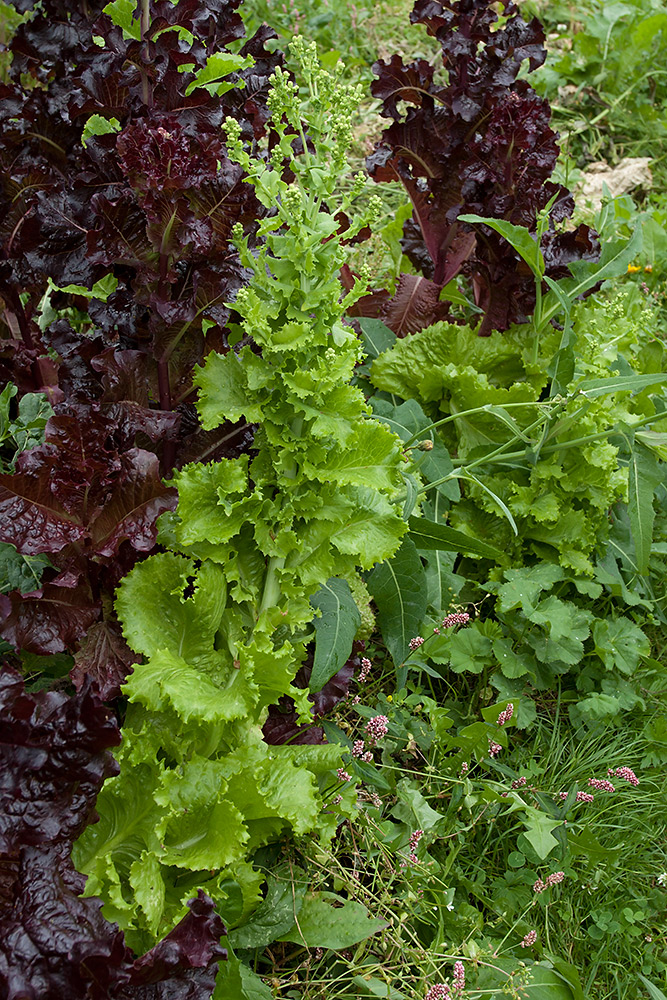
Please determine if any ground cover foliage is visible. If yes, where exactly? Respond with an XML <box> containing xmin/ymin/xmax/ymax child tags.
<box><xmin>0</xmin><ymin>0</ymin><xmax>665</xmax><ymax>998</ymax></box>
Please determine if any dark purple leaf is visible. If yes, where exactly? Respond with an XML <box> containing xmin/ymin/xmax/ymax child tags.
<box><xmin>0</xmin><ymin>669</ymin><xmax>225</xmax><ymax>999</ymax></box>
<box><xmin>71</xmin><ymin>620</ymin><xmax>136</xmax><ymax>699</ymax></box>
<box><xmin>364</xmin><ymin>0</ymin><xmax>599</xmax><ymax>336</ymax></box>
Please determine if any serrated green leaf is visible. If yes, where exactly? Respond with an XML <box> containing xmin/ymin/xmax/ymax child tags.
<box><xmin>367</xmin><ymin>537</ymin><xmax>427</xmax><ymax>670</ymax></box>
<box><xmin>129</xmin><ymin>853</ymin><xmax>165</xmax><ymax>937</ymax></box>
<box><xmin>123</xmin><ymin>648</ymin><xmax>256</xmax><ymax>723</ymax></box>
<box><xmin>185</xmin><ymin>52</ymin><xmax>253</xmax><ymax>96</ymax></box>
<box><xmin>82</xmin><ymin>114</ymin><xmax>121</xmax><ymax>146</ymax></box>
<box><xmin>303</xmin><ymin>419</ymin><xmax>403</xmax><ymax>492</ymax></box>
<box><xmin>277</xmin><ymin>891</ymin><xmax>387</xmax><ymax>948</ymax></box>
<box><xmin>309</xmin><ymin>578</ymin><xmax>361</xmax><ymax>692</ymax></box>
<box><xmin>155</xmin><ymin>759</ymin><xmax>249</xmax><ymax>869</ymax></box>
<box><xmin>115</xmin><ymin>553</ymin><xmax>227</xmax><ymax>664</ymax></box>
<box><xmin>195</xmin><ymin>348</ymin><xmax>264</xmax><ymax>428</ymax></box>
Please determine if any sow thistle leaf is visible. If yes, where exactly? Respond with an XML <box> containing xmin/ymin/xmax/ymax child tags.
<box><xmin>213</xmin><ymin>955</ymin><xmax>275</xmax><ymax>1000</ymax></box>
<box><xmin>309</xmin><ymin>578</ymin><xmax>361</xmax><ymax>693</ymax></box>
<box><xmin>521</xmin><ymin>807</ymin><xmax>562</xmax><ymax>860</ymax></box>
<box><xmin>371</xmin><ymin>396</ymin><xmax>459</xmax><ymax>501</ymax></box>
<box><xmin>0</xmin><ymin>542</ymin><xmax>51</xmax><ymax>594</ymax></box>
<box><xmin>358</xmin><ymin>317</ymin><xmax>396</xmax><ymax>360</ymax></box>
<box><xmin>277</xmin><ymin>892</ymin><xmax>388</xmax><ymax>949</ymax></box>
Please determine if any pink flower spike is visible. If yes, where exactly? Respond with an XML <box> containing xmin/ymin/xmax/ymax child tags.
<box><xmin>452</xmin><ymin>961</ymin><xmax>465</xmax><ymax>994</ymax></box>
<box><xmin>575</xmin><ymin>791</ymin><xmax>594</xmax><ymax>803</ymax></box>
<box><xmin>366</xmin><ymin>714</ymin><xmax>389</xmax><ymax>744</ymax></box>
<box><xmin>442</xmin><ymin>611</ymin><xmax>470</xmax><ymax>628</ymax></box>
<box><xmin>351</xmin><ymin>740</ymin><xmax>365</xmax><ymax>758</ymax></box>
<box><xmin>409</xmin><ymin>636</ymin><xmax>425</xmax><ymax>650</ymax></box>
<box><xmin>520</xmin><ymin>930</ymin><xmax>537</xmax><ymax>948</ymax></box>
<box><xmin>546</xmin><ymin>871</ymin><xmax>565</xmax><ymax>886</ymax></box>
<box><xmin>488</xmin><ymin>740</ymin><xmax>502</xmax><ymax>758</ymax></box>
<box><xmin>613</xmin><ymin>766</ymin><xmax>639</xmax><ymax>786</ymax></box>
<box><xmin>337</xmin><ymin>768</ymin><xmax>351</xmax><ymax>782</ymax></box>
<box><xmin>588</xmin><ymin>778</ymin><xmax>615</xmax><ymax>792</ymax></box>
<box><xmin>359</xmin><ymin>657</ymin><xmax>372</xmax><ymax>683</ymax></box>
<box><xmin>425</xmin><ymin>985</ymin><xmax>451</xmax><ymax>1000</ymax></box>
<box><xmin>497</xmin><ymin>702</ymin><xmax>514</xmax><ymax>726</ymax></box>
<box><xmin>534</xmin><ymin>872</ymin><xmax>565</xmax><ymax>892</ymax></box>
<box><xmin>362</xmin><ymin>751</ymin><xmax>374</xmax><ymax>763</ymax></box>
<box><xmin>409</xmin><ymin>829</ymin><xmax>424</xmax><ymax>852</ymax></box>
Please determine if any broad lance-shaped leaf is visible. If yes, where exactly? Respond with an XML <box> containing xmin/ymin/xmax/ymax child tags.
<box><xmin>367</xmin><ymin>536</ymin><xmax>427</xmax><ymax>682</ymax></box>
<box><xmin>577</xmin><ymin>373</ymin><xmax>667</xmax><ymax>398</ymax></box>
<box><xmin>627</xmin><ymin>441</ymin><xmax>662</xmax><ymax>574</ymax></box>
<box><xmin>371</xmin><ymin>396</ymin><xmax>459</xmax><ymax>502</ymax></box>
<box><xmin>458</xmin><ymin>214</ymin><xmax>545</xmax><ymax>278</ymax></box>
<box><xmin>276</xmin><ymin>891</ymin><xmax>388</xmax><ymax>949</ymax></box>
<box><xmin>358</xmin><ymin>317</ymin><xmax>396</xmax><ymax>361</ymax></box>
<box><xmin>227</xmin><ymin>871</ymin><xmax>306</xmax><ymax>950</ymax></box>
<box><xmin>309</xmin><ymin>578</ymin><xmax>361</xmax><ymax>693</ymax></box>
<box><xmin>408</xmin><ymin>515</ymin><xmax>504</xmax><ymax>560</ymax></box>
